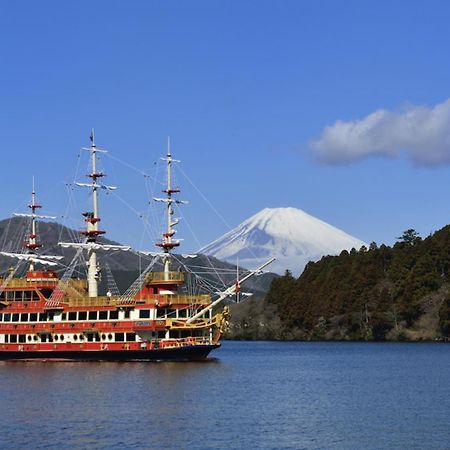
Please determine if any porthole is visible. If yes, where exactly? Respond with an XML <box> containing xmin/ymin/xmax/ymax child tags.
<box><xmin>74</xmin><ymin>335</ymin><xmax>78</xmax><ymax>341</ymax></box>
<box><xmin>27</xmin><ymin>335</ymin><xmax>32</xmax><ymax>341</ymax></box>
<box><xmin>101</xmin><ymin>334</ymin><xmax>106</xmax><ymax>340</ymax></box>
<box><xmin>79</xmin><ymin>334</ymin><xmax>84</xmax><ymax>340</ymax></box>
<box><xmin>33</xmin><ymin>335</ymin><xmax>38</xmax><ymax>341</ymax></box>
<box><xmin>54</xmin><ymin>335</ymin><xmax>59</xmax><ymax>341</ymax></box>
<box><xmin>60</xmin><ymin>335</ymin><xmax>64</xmax><ymax>341</ymax></box>
<box><xmin>107</xmin><ymin>334</ymin><xmax>113</xmax><ymax>340</ymax></box>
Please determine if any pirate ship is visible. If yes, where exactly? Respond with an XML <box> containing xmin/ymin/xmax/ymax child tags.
<box><xmin>0</xmin><ymin>134</ymin><xmax>272</xmax><ymax>361</ymax></box>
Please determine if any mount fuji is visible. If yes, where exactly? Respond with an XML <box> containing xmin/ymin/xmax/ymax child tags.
<box><xmin>199</xmin><ymin>207</ymin><xmax>367</xmax><ymax>275</ymax></box>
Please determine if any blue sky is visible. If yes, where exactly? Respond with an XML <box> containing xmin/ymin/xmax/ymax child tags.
<box><xmin>1</xmin><ymin>1</ymin><xmax>450</xmax><ymax>252</ymax></box>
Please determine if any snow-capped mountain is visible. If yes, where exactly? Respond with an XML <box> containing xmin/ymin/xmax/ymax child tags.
<box><xmin>199</xmin><ymin>207</ymin><xmax>367</xmax><ymax>275</ymax></box>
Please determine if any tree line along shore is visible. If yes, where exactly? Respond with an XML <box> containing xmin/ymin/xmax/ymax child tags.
<box><xmin>225</xmin><ymin>227</ymin><xmax>450</xmax><ymax>342</ymax></box>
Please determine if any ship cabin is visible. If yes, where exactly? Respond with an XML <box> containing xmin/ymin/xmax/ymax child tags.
<box><xmin>0</xmin><ymin>269</ymin><xmax>215</xmax><ymax>353</ymax></box>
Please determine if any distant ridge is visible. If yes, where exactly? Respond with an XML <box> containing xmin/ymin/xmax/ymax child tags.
<box><xmin>199</xmin><ymin>207</ymin><xmax>367</xmax><ymax>275</ymax></box>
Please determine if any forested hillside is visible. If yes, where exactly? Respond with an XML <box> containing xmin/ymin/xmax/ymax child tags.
<box><xmin>226</xmin><ymin>227</ymin><xmax>450</xmax><ymax>341</ymax></box>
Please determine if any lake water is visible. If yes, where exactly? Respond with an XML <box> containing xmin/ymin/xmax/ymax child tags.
<box><xmin>1</xmin><ymin>341</ymin><xmax>449</xmax><ymax>449</ymax></box>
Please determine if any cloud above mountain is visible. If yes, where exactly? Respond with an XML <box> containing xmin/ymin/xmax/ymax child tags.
<box><xmin>310</xmin><ymin>98</ymin><xmax>450</xmax><ymax>166</ymax></box>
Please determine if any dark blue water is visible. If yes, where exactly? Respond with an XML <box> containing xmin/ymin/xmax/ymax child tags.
<box><xmin>1</xmin><ymin>341</ymin><xmax>449</xmax><ymax>449</ymax></box>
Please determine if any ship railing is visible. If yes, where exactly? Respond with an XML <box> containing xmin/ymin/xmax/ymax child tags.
<box><xmin>0</xmin><ymin>278</ymin><xmax>58</xmax><ymax>288</ymax></box>
<box><xmin>66</xmin><ymin>296</ymin><xmax>120</xmax><ymax>307</ymax></box>
<box><xmin>118</xmin><ymin>294</ymin><xmax>211</xmax><ymax>306</ymax></box>
<box><xmin>154</xmin><ymin>294</ymin><xmax>211</xmax><ymax>305</ymax></box>
<box><xmin>167</xmin><ymin>317</ymin><xmax>216</xmax><ymax>328</ymax></box>
<box><xmin>62</xmin><ymin>294</ymin><xmax>211</xmax><ymax>308</ymax></box>
<box><xmin>145</xmin><ymin>272</ymin><xmax>185</xmax><ymax>283</ymax></box>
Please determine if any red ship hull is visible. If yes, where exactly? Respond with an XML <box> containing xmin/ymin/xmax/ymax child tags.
<box><xmin>0</xmin><ymin>343</ymin><xmax>220</xmax><ymax>361</ymax></box>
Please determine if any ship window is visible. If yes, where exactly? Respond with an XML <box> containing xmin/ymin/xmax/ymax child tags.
<box><xmin>20</xmin><ymin>313</ymin><xmax>28</xmax><ymax>322</ymax></box>
<box><xmin>10</xmin><ymin>335</ymin><xmax>17</xmax><ymax>343</ymax></box>
<box><xmin>48</xmin><ymin>312</ymin><xmax>54</xmax><ymax>321</ymax></box>
<box><xmin>18</xmin><ymin>335</ymin><xmax>26</xmax><ymax>343</ymax></box>
<box><xmin>99</xmin><ymin>311</ymin><xmax>108</xmax><ymax>320</ymax></box>
<box><xmin>5</xmin><ymin>292</ymin><xmax>14</xmax><ymax>301</ymax></box>
<box><xmin>78</xmin><ymin>311</ymin><xmax>87</xmax><ymax>321</ymax></box>
<box><xmin>139</xmin><ymin>310</ymin><xmax>150</xmax><ymax>319</ymax></box>
<box><xmin>115</xmin><ymin>333</ymin><xmax>124</xmax><ymax>342</ymax></box>
<box><xmin>27</xmin><ymin>335</ymin><xmax>32</xmax><ymax>341</ymax></box>
<box><xmin>124</xmin><ymin>310</ymin><xmax>130</xmax><ymax>319</ymax></box>
<box><xmin>39</xmin><ymin>313</ymin><xmax>48</xmax><ymax>322</ymax></box>
<box><xmin>62</xmin><ymin>313</ymin><xmax>67</xmax><ymax>321</ymax></box>
<box><xmin>30</xmin><ymin>313</ymin><xmax>38</xmax><ymax>322</ymax></box>
<box><xmin>156</xmin><ymin>308</ymin><xmax>165</xmax><ymax>318</ymax></box>
<box><xmin>41</xmin><ymin>289</ymin><xmax>53</xmax><ymax>299</ymax></box>
<box><xmin>101</xmin><ymin>333</ymin><xmax>106</xmax><ymax>340</ymax></box>
<box><xmin>157</xmin><ymin>331</ymin><xmax>165</xmax><ymax>339</ymax></box>
<box><xmin>31</xmin><ymin>291</ymin><xmax>38</xmax><ymax>301</ymax></box>
<box><xmin>33</xmin><ymin>335</ymin><xmax>38</xmax><ymax>341</ymax></box>
<box><xmin>23</xmin><ymin>291</ymin><xmax>32</xmax><ymax>301</ymax></box>
<box><xmin>88</xmin><ymin>311</ymin><xmax>97</xmax><ymax>320</ymax></box>
<box><xmin>166</xmin><ymin>309</ymin><xmax>176</xmax><ymax>318</ymax></box>
<box><xmin>3</xmin><ymin>313</ymin><xmax>10</xmax><ymax>322</ymax></box>
<box><xmin>4</xmin><ymin>335</ymin><xmax>8</xmax><ymax>343</ymax></box>
<box><xmin>12</xmin><ymin>314</ymin><xmax>19</xmax><ymax>322</ymax></box>
<box><xmin>79</xmin><ymin>334</ymin><xmax>85</xmax><ymax>341</ymax></box>
<box><xmin>60</xmin><ymin>335</ymin><xmax>64</xmax><ymax>341</ymax></box>
<box><xmin>14</xmin><ymin>291</ymin><xmax>23</xmax><ymax>302</ymax></box>
<box><xmin>109</xmin><ymin>310</ymin><xmax>118</xmax><ymax>320</ymax></box>
<box><xmin>178</xmin><ymin>309</ymin><xmax>187</xmax><ymax>318</ymax></box>
<box><xmin>0</xmin><ymin>314</ymin><xmax>2</xmax><ymax>321</ymax></box>
<box><xmin>0</xmin><ymin>292</ymin><xmax>5</xmax><ymax>301</ymax></box>
<box><xmin>68</xmin><ymin>312</ymin><xmax>77</xmax><ymax>321</ymax></box>
<box><xmin>74</xmin><ymin>335</ymin><xmax>78</xmax><ymax>341</ymax></box>
<box><xmin>86</xmin><ymin>333</ymin><xmax>93</xmax><ymax>342</ymax></box>
<box><xmin>126</xmin><ymin>333</ymin><xmax>136</xmax><ymax>342</ymax></box>
<box><xmin>107</xmin><ymin>333</ymin><xmax>113</xmax><ymax>340</ymax></box>
<box><xmin>54</xmin><ymin>335</ymin><xmax>59</xmax><ymax>341</ymax></box>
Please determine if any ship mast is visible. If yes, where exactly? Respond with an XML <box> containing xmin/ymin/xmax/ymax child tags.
<box><xmin>154</xmin><ymin>138</ymin><xmax>187</xmax><ymax>276</ymax></box>
<box><xmin>58</xmin><ymin>131</ymin><xmax>130</xmax><ymax>298</ymax></box>
<box><xmin>26</xmin><ymin>177</ymin><xmax>43</xmax><ymax>272</ymax></box>
<box><xmin>2</xmin><ymin>179</ymin><xmax>62</xmax><ymax>271</ymax></box>
<box><xmin>77</xmin><ymin>130</ymin><xmax>112</xmax><ymax>297</ymax></box>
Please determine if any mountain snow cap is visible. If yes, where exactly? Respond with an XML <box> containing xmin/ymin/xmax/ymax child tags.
<box><xmin>199</xmin><ymin>207</ymin><xmax>367</xmax><ymax>275</ymax></box>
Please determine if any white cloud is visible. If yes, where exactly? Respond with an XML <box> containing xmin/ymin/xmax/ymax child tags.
<box><xmin>310</xmin><ymin>98</ymin><xmax>450</xmax><ymax>166</ymax></box>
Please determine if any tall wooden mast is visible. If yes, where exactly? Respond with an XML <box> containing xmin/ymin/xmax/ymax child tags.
<box><xmin>26</xmin><ymin>177</ymin><xmax>43</xmax><ymax>272</ymax></box>
<box><xmin>154</xmin><ymin>138</ymin><xmax>187</xmax><ymax>277</ymax></box>
<box><xmin>1</xmin><ymin>179</ymin><xmax>62</xmax><ymax>271</ymax></box>
<box><xmin>77</xmin><ymin>130</ymin><xmax>115</xmax><ymax>297</ymax></box>
<box><xmin>58</xmin><ymin>131</ymin><xmax>130</xmax><ymax>298</ymax></box>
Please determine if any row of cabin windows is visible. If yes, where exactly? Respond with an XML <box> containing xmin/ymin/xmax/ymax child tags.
<box><xmin>0</xmin><ymin>308</ymin><xmax>204</xmax><ymax>323</ymax></box>
<box><xmin>64</xmin><ymin>310</ymin><xmax>119</xmax><ymax>321</ymax></box>
<box><xmin>4</xmin><ymin>332</ymin><xmax>137</xmax><ymax>343</ymax></box>
<box><xmin>172</xmin><ymin>329</ymin><xmax>207</xmax><ymax>338</ymax></box>
<box><xmin>0</xmin><ymin>310</ymin><xmax>119</xmax><ymax>323</ymax></box>
<box><xmin>140</xmin><ymin>308</ymin><xmax>182</xmax><ymax>319</ymax></box>
<box><xmin>0</xmin><ymin>290</ymin><xmax>47</xmax><ymax>302</ymax></box>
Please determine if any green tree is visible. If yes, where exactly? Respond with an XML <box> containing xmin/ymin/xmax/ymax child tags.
<box><xmin>397</xmin><ymin>229</ymin><xmax>421</xmax><ymax>245</ymax></box>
